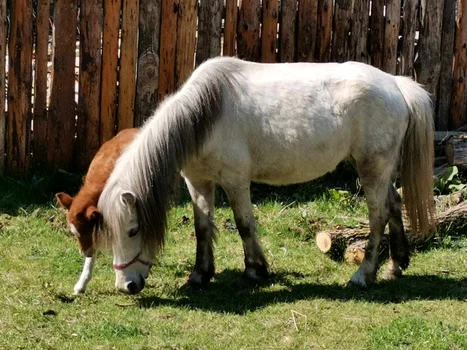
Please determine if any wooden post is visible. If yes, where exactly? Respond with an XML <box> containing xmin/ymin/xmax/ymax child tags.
<box><xmin>118</xmin><ymin>0</ymin><xmax>139</xmax><ymax>132</ymax></box>
<box><xmin>315</xmin><ymin>0</ymin><xmax>332</xmax><ymax>62</ymax></box>
<box><xmin>398</xmin><ymin>0</ymin><xmax>417</xmax><ymax>76</ymax></box>
<box><xmin>297</xmin><ymin>0</ymin><xmax>318</xmax><ymax>62</ymax></box>
<box><xmin>175</xmin><ymin>0</ymin><xmax>197</xmax><ymax>87</ymax></box>
<box><xmin>278</xmin><ymin>0</ymin><xmax>297</xmax><ymax>62</ymax></box>
<box><xmin>436</xmin><ymin>0</ymin><xmax>456</xmax><ymax>131</ymax></box>
<box><xmin>451</xmin><ymin>0</ymin><xmax>467</xmax><ymax>129</ymax></box>
<box><xmin>158</xmin><ymin>0</ymin><xmax>178</xmax><ymax>102</ymax></box>
<box><xmin>369</xmin><ymin>0</ymin><xmax>384</xmax><ymax>69</ymax></box>
<box><xmin>349</xmin><ymin>0</ymin><xmax>369</xmax><ymax>63</ymax></box>
<box><xmin>136</xmin><ymin>0</ymin><xmax>162</xmax><ymax>126</ymax></box>
<box><xmin>331</xmin><ymin>0</ymin><xmax>352</xmax><ymax>63</ymax></box>
<box><xmin>77</xmin><ymin>0</ymin><xmax>103</xmax><ymax>170</ymax></box>
<box><xmin>415</xmin><ymin>0</ymin><xmax>445</xmax><ymax>105</ymax></box>
<box><xmin>0</xmin><ymin>0</ymin><xmax>7</xmax><ymax>174</ymax></box>
<box><xmin>261</xmin><ymin>0</ymin><xmax>279</xmax><ymax>63</ymax></box>
<box><xmin>237</xmin><ymin>0</ymin><xmax>261</xmax><ymax>61</ymax></box>
<box><xmin>196</xmin><ymin>0</ymin><xmax>222</xmax><ymax>66</ymax></box>
<box><xmin>100</xmin><ymin>0</ymin><xmax>121</xmax><ymax>144</ymax></box>
<box><xmin>7</xmin><ymin>0</ymin><xmax>33</xmax><ymax>176</ymax></box>
<box><xmin>382</xmin><ymin>0</ymin><xmax>401</xmax><ymax>74</ymax></box>
<box><xmin>223</xmin><ymin>0</ymin><xmax>238</xmax><ymax>57</ymax></box>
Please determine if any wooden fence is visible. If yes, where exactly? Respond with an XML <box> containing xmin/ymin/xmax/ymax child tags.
<box><xmin>0</xmin><ymin>0</ymin><xmax>466</xmax><ymax>176</ymax></box>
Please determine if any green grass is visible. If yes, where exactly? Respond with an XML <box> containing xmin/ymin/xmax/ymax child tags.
<box><xmin>0</xmin><ymin>170</ymin><xmax>466</xmax><ymax>350</ymax></box>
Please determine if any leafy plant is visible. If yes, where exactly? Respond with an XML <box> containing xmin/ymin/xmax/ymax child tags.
<box><xmin>434</xmin><ymin>166</ymin><xmax>466</xmax><ymax>195</ymax></box>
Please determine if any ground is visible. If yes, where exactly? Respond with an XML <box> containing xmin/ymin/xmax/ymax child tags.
<box><xmin>0</xmin><ymin>171</ymin><xmax>466</xmax><ymax>350</ymax></box>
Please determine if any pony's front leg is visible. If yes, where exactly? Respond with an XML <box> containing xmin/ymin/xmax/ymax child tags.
<box><xmin>223</xmin><ymin>182</ymin><xmax>269</xmax><ymax>281</ymax></box>
<box><xmin>185</xmin><ymin>179</ymin><xmax>216</xmax><ymax>286</ymax></box>
<box><xmin>74</xmin><ymin>255</ymin><xmax>96</xmax><ymax>294</ymax></box>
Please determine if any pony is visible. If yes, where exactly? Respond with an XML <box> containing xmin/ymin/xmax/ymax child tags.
<box><xmin>56</xmin><ymin>128</ymin><xmax>139</xmax><ymax>293</ymax></box>
<box><xmin>97</xmin><ymin>57</ymin><xmax>435</xmax><ymax>294</ymax></box>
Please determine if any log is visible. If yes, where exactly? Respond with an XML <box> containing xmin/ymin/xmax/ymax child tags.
<box><xmin>446</xmin><ymin>137</ymin><xmax>467</xmax><ymax>168</ymax></box>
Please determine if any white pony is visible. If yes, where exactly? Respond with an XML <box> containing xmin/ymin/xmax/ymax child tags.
<box><xmin>97</xmin><ymin>57</ymin><xmax>435</xmax><ymax>294</ymax></box>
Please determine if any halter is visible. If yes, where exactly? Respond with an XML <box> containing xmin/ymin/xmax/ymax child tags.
<box><xmin>113</xmin><ymin>252</ymin><xmax>152</xmax><ymax>270</ymax></box>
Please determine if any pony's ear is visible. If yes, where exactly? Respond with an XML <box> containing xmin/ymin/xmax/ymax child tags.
<box><xmin>85</xmin><ymin>206</ymin><xmax>101</xmax><ymax>222</ymax></box>
<box><xmin>120</xmin><ymin>192</ymin><xmax>136</xmax><ymax>207</ymax></box>
<box><xmin>56</xmin><ymin>192</ymin><xmax>73</xmax><ymax>210</ymax></box>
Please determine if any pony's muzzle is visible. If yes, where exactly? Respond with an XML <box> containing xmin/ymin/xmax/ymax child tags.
<box><xmin>120</xmin><ymin>276</ymin><xmax>145</xmax><ymax>294</ymax></box>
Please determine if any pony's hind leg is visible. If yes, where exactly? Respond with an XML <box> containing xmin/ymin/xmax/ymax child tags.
<box><xmin>222</xmin><ymin>182</ymin><xmax>269</xmax><ymax>281</ymax></box>
<box><xmin>350</xmin><ymin>159</ymin><xmax>393</xmax><ymax>287</ymax></box>
<box><xmin>382</xmin><ymin>185</ymin><xmax>410</xmax><ymax>280</ymax></box>
<box><xmin>185</xmin><ymin>179</ymin><xmax>216</xmax><ymax>286</ymax></box>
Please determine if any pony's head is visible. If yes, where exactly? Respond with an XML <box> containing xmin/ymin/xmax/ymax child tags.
<box><xmin>98</xmin><ymin>188</ymin><xmax>157</xmax><ymax>294</ymax></box>
<box><xmin>56</xmin><ymin>192</ymin><xmax>100</xmax><ymax>257</ymax></box>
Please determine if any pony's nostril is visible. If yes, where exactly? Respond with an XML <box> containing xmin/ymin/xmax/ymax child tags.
<box><xmin>127</xmin><ymin>282</ymin><xmax>138</xmax><ymax>294</ymax></box>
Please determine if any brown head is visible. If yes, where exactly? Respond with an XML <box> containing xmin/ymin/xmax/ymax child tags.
<box><xmin>56</xmin><ymin>192</ymin><xmax>100</xmax><ymax>257</ymax></box>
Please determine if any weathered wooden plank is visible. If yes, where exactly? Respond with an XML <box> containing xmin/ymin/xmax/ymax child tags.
<box><xmin>278</xmin><ymin>0</ymin><xmax>297</xmax><ymax>62</ymax></box>
<box><xmin>223</xmin><ymin>0</ymin><xmax>238</xmax><ymax>56</ymax></box>
<box><xmin>8</xmin><ymin>0</ymin><xmax>33</xmax><ymax>176</ymax></box>
<box><xmin>196</xmin><ymin>0</ymin><xmax>222</xmax><ymax>66</ymax></box>
<box><xmin>261</xmin><ymin>0</ymin><xmax>279</xmax><ymax>63</ymax></box>
<box><xmin>33</xmin><ymin>0</ymin><xmax>50</xmax><ymax>170</ymax></box>
<box><xmin>349</xmin><ymin>0</ymin><xmax>369</xmax><ymax>63</ymax></box>
<box><xmin>315</xmin><ymin>0</ymin><xmax>332</xmax><ymax>62</ymax></box>
<box><xmin>297</xmin><ymin>0</ymin><xmax>318</xmax><ymax>62</ymax></box>
<box><xmin>451</xmin><ymin>0</ymin><xmax>467</xmax><ymax>129</ymax></box>
<box><xmin>118</xmin><ymin>0</ymin><xmax>139</xmax><ymax>132</ymax></box>
<box><xmin>47</xmin><ymin>0</ymin><xmax>78</xmax><ymax>170</ymax></box>
<box><xmin>136</xmin><ymin>0</ymin><xmax>162</xmax><ymax>126</ymax></box>
<box><xmin>100</xmin><ymin>0</ymin><xmax>121</xmax><ymax>143</ymax></box>
<box><xmin>398</xmin><ymin>0</ymin><xmax>417</xmax><ymax>76</ymax></box>
<box><xmin>382</xmin><ymin>0</ymin><xmax>401</xmax><ymax>74</ymax></box>
<box><xmin>77</xmin><ymin>0</ymin><xmax>103</xmax><ymax>170</ymax></box>
<box><xmin>237</xmin><ymin>0</ymin><xmax>261</xmax><ymax>61</ymax></box>
<box><xmin>158</xmin><ymin>0</ymin><xmax>178</xmax><ymax>102</ymax></box>
<box><xmin>415</xmin><ymin>0</ymin><xmax>445</xmax><ymax>105</ymax></box>
<box><xmin>0</xmin><ymin>0</ymin><xmax>7</xmax><ymax>173</ymax></box>
<box><xmin>437</xmin><ymin>0</ymin><xmax>456</xmax><ymax>130</ymax></box>
<box><xmin>369</xmin><ymin>0</ymin><xmax>384</xmax><ymax>69</ymax></box>
<box><xmin>331</xmin><ymin>0</ymin><xmax>351</xmax><ymax>63</ymax></box>
<box><xmin>175</xmin><ymin>0</ymin><xmax>197</xmax><ymax>86</ymax></box>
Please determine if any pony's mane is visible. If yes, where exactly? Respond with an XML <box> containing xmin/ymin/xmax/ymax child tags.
<box><xmin>96</xmin><ymin>57</ymin><xmax>241</xmax><ymax>254</ymax></box>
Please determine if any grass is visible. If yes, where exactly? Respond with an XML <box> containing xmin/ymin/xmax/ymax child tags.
<box><xmin>0</xmin><ymin>168</ymin><xmax>467</xmax><ymax>350</ymax></box>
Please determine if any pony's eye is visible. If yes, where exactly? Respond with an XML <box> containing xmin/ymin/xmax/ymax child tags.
<box><xmin>129</xmin><ymin>226</ymin><xmax>139</xmax><ymax>237</ymax></box>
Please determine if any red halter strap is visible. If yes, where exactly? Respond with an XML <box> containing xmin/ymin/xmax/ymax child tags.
<box><xmin>113</xmin><ymin>252</ymin><xmax>152</xmax><ymax>271</ymax></box>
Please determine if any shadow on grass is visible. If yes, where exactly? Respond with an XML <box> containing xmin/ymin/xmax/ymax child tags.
<box><xmin>137</xmin><ymin>269</ymin><xmax>467</xmax><ymax>315</ymax></box>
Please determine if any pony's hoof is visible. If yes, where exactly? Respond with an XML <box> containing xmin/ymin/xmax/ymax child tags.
<box><xmin>381</xmin><ymin>265</ymin><xmax>403</xmax><ymax>281</ymax></box>
<box><xmin>243</xmin><ymin>264</ymin><xmax>269</xmax><ymax>281</ymax></box>
<box><xmin>186</xmin><ymin>270</ymin><xmax>213</xmax><ymax>287</ymax></box>
<box><xmin>349</xmin><ymin>270</ymin><xmax>375</xmax><ymax>288</ymax></box>
<box><xmin>73</xmin><ymin>284</ymin><xmax>86</xmax><ymax>294</ymax></box>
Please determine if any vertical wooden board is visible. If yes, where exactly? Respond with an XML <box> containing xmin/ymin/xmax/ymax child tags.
<box><xmin>415</xmin><ymin>0</ymin><xmax>444</xmax><ymax>104</ymax></box>
<box><xmin>158</xmin><ymin>0</ymin><xmax>178</xmax><ymax>102</ymax></box>
<box><xmin>237</xmin><ymin>0</ymin><xmax>261</xmax><ymax>61</ymax></box>
<box><xmin>100</xmin><ymin>0</ymin><xmax>121</xmax><ymax>144</ymax></box>
<box><xmin>196</xmin><ymin>0</ymin><xmax>222</xmax><ymax>66</ymax></box>
<box><xmin>47</xmin><ymin>0</ymin><xmax>78</xmax><ymax>170</ymax></box>
<box><xmin>135</xmin><ymin>0</ymin><xmax>162</xmax><ymax>126</ymax></box>
<box><xmin>175</xmin><ymin>0</ymin><xmax>197</xmax><ymax>87</ymax></box>
<box><xmin>0</xmin><ymin>0</ymin><xmax>6</xmax><ymax>173</ymax></box>
<box><xmin>451</xmin><ymin>0</ymin><xmax>467</xmax><ymax>129</ymax></box>
<box><xmin>32</xmin><ymin>0</ymin><xmax>50</xmax><ymax>170</ymax></box>
<box><xmin>223</xmin><ymin>0</ymin><xmax>238</xmax><ymax>57</ymax></box>
<box><xmin>349</xmin><ymin>0</ymin><xmax>369</xmax><ymax>63</ymax></box>
<box><xmin>279</xmin><ymin>0</ymin><xmax>297</xmax><ymax>62</ymax></box>
<box><xmin>261</xmin><ymin>0</ymin><xmax>279</xmax><ymax>63</ymax></box>
<box><xmin>118</xmin><ymin>0</ymin><xmax>139</xmax><ymax>132</ymax></box>
<box><xmin>315</xmin><ymin>0</ymin><xmax>332</xmax><ymax>62</ymax></box>
<box><xmin>382</xmin><ymin>0</ymin><xmax>401</xmax><ymax>74</ymax></box>
<box><xmin>331</xmin><ymin>0</ymin><xmax>352</xmax><ymax>63</ymax></box>
<box><xmin>398</xmin><ymin>0</ymin><xmax>417</xmax><ymax>76</ymax></box>
<box><xmin>7</xmin><ymin>0</ymin><xmax>33</xmax><ymax>176</ymax></box>
<box><xmin>77</xmin><ymin>0</ymin><xmax>103</xmax><ymax>170</ymax></box>
<box><xmin>369</xmin><ymin>0</ymin><xmax>384</xmax><ymax>69</ymax></box>
<box><xmin>297</xmin><ymin>0</ymin><xmax>318</xmax><ymax>62</ymax></box>
<box><xmin>437</xmin><ymin>0</ymin><xmax>455</xmax><ymax>130</ymax></box>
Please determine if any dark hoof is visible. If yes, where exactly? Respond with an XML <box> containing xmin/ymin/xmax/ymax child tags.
<box><xmin>186</xmin><ymin>269</ymin><xmax>214</xmax><ymax>287</ymax></box>
<box><xmin>243</xmin><ymin>263</ymin><xmax>269</xmax><ymax>281</ymax></box>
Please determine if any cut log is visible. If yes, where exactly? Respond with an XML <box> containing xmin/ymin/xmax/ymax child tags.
<box><xmin>446</xmin><ymin>137</ymin><xmax>467</xmax><ymax>168</ymax></box>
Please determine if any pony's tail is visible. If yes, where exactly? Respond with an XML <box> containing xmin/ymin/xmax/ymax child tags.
<box><xmin>395</xmin><ymin>76</ymin><xmax>435</xmax><ymax>239</ymax></box>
